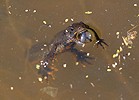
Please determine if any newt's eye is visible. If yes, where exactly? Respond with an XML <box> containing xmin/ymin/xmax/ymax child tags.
<box><xmin>85</xmin><ymin>32</ymin><xmax>92</xmax><ymax>41</ymax></box>
<box><xmin>78</xmin><ymin>31</ymin><xmax>92</xmax><ymax>43</ymax></box>
<box><xmin>80</xmin><ymin>32</ymin><xmax>86</xmax><ymax>42</ymax></box>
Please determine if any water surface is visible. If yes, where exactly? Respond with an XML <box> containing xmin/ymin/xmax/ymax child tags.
<box><xmin>0</xmin><ymin>0</ymin><xmax>139</xmax><ymax>100</ymax></box>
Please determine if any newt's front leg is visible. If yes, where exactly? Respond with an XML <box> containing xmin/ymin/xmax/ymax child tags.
<box><xmin>79</xmin><ymin>22</ymin><xmax>108</xmax><ymax>48</ymax></box>
<box><xmin>38</xmin><ymin>60</ymin><xmax>58</xmax><ymax>80</ymax></box>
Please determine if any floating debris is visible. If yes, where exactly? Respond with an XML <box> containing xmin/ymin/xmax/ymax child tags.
<box><xmin>112</xmin><ymin>62</ymin><xmax>117</xmax><ymax>68</ymax></box>
<box><xmin>10</xmin><ymin>87</ymin><xmax>14</xmax><ymax>90</ymax></box>
<box><xmin>134</xmin><ymin>3</ymin><xmax>138</xmax><ymax>7</ymax></box>
<box><xmin>112</xmin><ymin>46</ymin><xmax>123</xmax><ymax>58</ymax></box>
<box><xmin>19</xmin><ymin>77</ymin><xmax>22</xmax><ymax>80</ymax></box>
<box><xmin>122</xmin><ymin>37</ymin><xmax>131</xmax><ymax>48</ymax></box>
<box><xmin>129</xmin><ymin>76</ymin><xmax>133</xmax><ymax>79</ymax></box>
<box><xmin>123</xmin><ymin>56</ymin><xmax>126</xmax><ymax>60</ymax></box>
<box><xmin>107</xmin><ymin>68</ymin><xmax>112</xmax><ymax>72</ymax></box>
<box><xmin>115</xmin><ymin>62</ymin><xmax>118</xmax><ymax>66</ymax></box>
<box><xmin>44</xmin><ymin>44</ymin><xmax>47</xmax><ymax>47</ymax></box>
<box><xmin>82</xmin><ymin>44</ymin><xmax>85</xmax><ymax>47</ymax></box>
<box><xmin>36</xmin><ymin>64</ymin><xmax>40</xmax><ymax>69</ymax></box>
<box><xmin>25</xmin><ymin>9</ymin><xmax>29</xmax><ymax>12</ymax></box>
<box><xmin>63</xmin><ymin>63</ymin><xmax>67</xmax><ymax>68</ymax></box>
<box><xmin>116</xmin><ymin>31</ymin><xmax>120</xmax><ymax>38</ymax></box>
<box><xmin>48</xmin><ymin>24</ymin><xmax>52</xmax><ymax>28</ymax></box>
<box><xmin>116</xmin><ymin>32</ymin><xmax>120</xmax><ymax>35</ymax></box>
<box><xmin>33</xmin><ymin>9</ymin><xmax>37</xmax><ymax>13</ymax></box>
<box><xmin>84</xmin><ymin>91</ymin><xmax>87</xmax><ymax>94</ymax></box>
<box><xmin>70</xmin><ymin>84</ymin><xmax>73</xmax><ymax>89</ymax></box>
<box><xmin>64</xmin><ymin>18</ymin><xmax>69</xmax><ymax>23</ymax></box>
<box><xmin>43</xmin><ymin>20</ymin><xmax>47</xmax><ymax>24</ymax></box>
<box><xmin>71</xmin><ymin>18</ymin><xmax>74</xmax><ymax>21</ymax></box>
<box><xmin>86</xmin><ymin>53</ymin><xmax>90</xmax><ymax>56</ymax></box>
<box><xmin>40</xmin><ymin>86</ymin><xmax>58</xmax><ymax>98</ymax></box>
<box><xmin>82</xmin><ymin>65</ymin><xmax>86</xmax><ymax>68</ymax></box>
<box><xmin>113</xmin><ymin>53</ymin><xmax>118</xmax><ymax>58</ymax></box>
<box><xmin>118</xmin><ymin>55</ymin><xmax>121</xmax><ymax>63</ymax></box>
<box><xmin>90</xmin><ymin>82</ymin><xmax>95</xmax><ymax>87</ymax></box>
<box><xmin>8</xmin><ymin>11</ymin><xmax>11</xmax><ymax>14</ymax></box>
<box><xmin>35</xmin><ymin>39</ymin><xmax>39</xmax><ymax>42</ymax></box>
<box><xmin>127</xmin><ymin>52</ymin><xmax>131</xmax><ymax>56</ymax></box>
<box><xmin>122</xmin><ymin>27</ymin><xmax>137</xmax><ymax>48</ymax></box>
<box><xmin>85</xmin><ymin>11</ymin><xmax>93</xmax><ymax>15</ymax></box>
<box><xmin>119</xmin><ymin>67</ymin><xmax>123</xmax><ymax>71</ymax></box>
<box><xmin>128</xmin><ymin>31</ymin><xmax>137</xmax><ymax>40</ymax></box>
<box><xmin>119</xmin><ymin>46</ymin><xmax>123</xmax><ymax>52</ymax></box>
<box><xmin>111</xmin><ymin>25</ymin><xmax>138</xmax><ymax>73</ymax></box>
<box><xmin>85</xmin><ymin>75</ymin><xmax>89</xmax><ymax>78</ymax></box>
<box><xmin>75</xmin><ymin>62</ymin><xmax>79</xmax><ymax>65</ymax></box>
<box><xmin>133</xmin><ymin>58</ymin><xmax>136</xmax><ymax>60</ymax></box>
<box><xmin>41</xmin><ymin>48</ymin><xmax>44</xmax><ymax>51</ymax></box>
<box><xmin>38</xmin><ymin>77</ymin><xmax>43</xmax><ymax>82</ymax></box>
<box><xmin>107</xmin><ymin>66</ymin><xmax>112</xmax><ymax>72</ymax></box>
<box><xmin>105</xmin><ymin>9</ymin><xmax>108</xmax><ymax>12</ymax></box>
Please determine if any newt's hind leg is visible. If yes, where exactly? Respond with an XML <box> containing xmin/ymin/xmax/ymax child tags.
<box><xmin>38</xmin><ymin>61</ymin><xmax>58</xmax><ymax>81</ymax></box>
<box><xmin>70</xmin><ymin>47</ymin><xmax>94</xmax><ymax>66</ymax></box>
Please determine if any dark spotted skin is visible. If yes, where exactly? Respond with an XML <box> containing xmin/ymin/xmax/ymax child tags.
<box><xmin>36</xmin><ymin>22</ymin><xmax>108</xmax><ymax>80</ymax></box>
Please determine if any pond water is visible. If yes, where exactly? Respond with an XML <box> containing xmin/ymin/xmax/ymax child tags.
<box><xmin>0</xmin><ymin>0</ymin><xmax>139</xmax><ymax>100</ymax></box>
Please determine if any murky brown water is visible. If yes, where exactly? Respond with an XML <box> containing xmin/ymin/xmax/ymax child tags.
<box><xmin>0</xmin><ymin>0</ymin><xmax>139</xmax><ymax>100</ymax></box>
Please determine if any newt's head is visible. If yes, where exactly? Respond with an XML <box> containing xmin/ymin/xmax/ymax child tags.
<box><xmin>69</xmin><ymin>22</ymin><xmax>108</xmax><ymax>48</ymax></box>
<box><xmin>74</xmin><ymin>28</ymin><xmax>92</xmax><ymax>45</ymax></box>
<box><xmin>76</xmin><ymin>30</ymin><xmax>92</xmax><ymax>44</ymax></box>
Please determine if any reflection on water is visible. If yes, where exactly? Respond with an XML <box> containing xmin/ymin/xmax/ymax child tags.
<box><xmin>0</xmin><ymin>0</ymin><xmax>139</xmax><ymax>100</ymax></box>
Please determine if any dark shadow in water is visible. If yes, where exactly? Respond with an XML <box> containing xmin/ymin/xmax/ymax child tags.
<box><xmin>27</xmin><ymin>41</ymin><xmax>49</xmax><ymax>62</ymax></box>
<box><xmin>70</xmin><ymin>47</ymin><xmax>95</xmax><ymax>64</ymax></box>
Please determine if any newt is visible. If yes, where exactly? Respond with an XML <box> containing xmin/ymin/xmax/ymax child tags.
<box><xmin>30</xmin><ymin>22</ymin><xmax>108</xmax><ymax>80</ymax></box>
